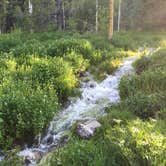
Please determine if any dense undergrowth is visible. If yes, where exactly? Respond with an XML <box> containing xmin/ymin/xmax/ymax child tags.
<box><xmin>0</xmin><ymin>31</ymin><xmax>166</xmax><ymax>165</ymax></box>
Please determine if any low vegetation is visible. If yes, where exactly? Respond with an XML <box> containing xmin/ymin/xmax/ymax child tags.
<box><xmin>0</xmin><ymin>31</ymin><xmax>166</xmax><ymax>166</ymax></box>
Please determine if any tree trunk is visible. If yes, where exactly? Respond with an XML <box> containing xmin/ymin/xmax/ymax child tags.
<box><xmin>118</xmin><ymin>0</ymin><xmax>121</xmax><ymax>32</ymax></box>
<box><xmin>109</xmin><ymin>0</ymin><xmax>114</xmax><ymax>39</ymax></box>
<box><xmin>96</xmin><ymin>0</ymin><xmax>99</xmax><ymax>33</ymax></box>
<box><xmin>62</xmin><ymin>2</ymin><xmax>65</xmax><ymax>30</ymax></box>
<box><xmin>56</xmin><ymin>0</ymin><xmax>63</xmax><ymax>31</ymax></box>
<box><xmin>28</xmin><ymin>0</ymin><xmax>33</xmax><ymax>14</ymax></box>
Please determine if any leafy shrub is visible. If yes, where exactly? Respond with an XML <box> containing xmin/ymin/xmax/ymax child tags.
<box><xmin>120</xmin><ymin>92</ymin><xmax>166</xmax><ymax>119</ymax></box>
<box><xmin>11</xmin><ymin>38</ymin><xmax>93</xmax><ymax>61</ymax></box>
<box><xmin>134</xmin><ymin>48</ymin><xmax>166</xmax><ymax>74</ymax></box>
<box><xmin>63</xmin><ymin>52</ymin><xmax>89</xmax><ymax>74</ymax></box>
<box><xmin>0</xmin><ymin>149</ymin><xmax>23</xmax><ymax>166</ymax></box>
<box><xmin>98</xmin><ymin>58</ymin><xmax>122</xmax><ymax>75</ymax></box>
<box><xmin>82</xmin><ymin>33</ymin><xmax>115</xmax><ymax>50</ymax></box>
<box><xmin>112</xmin><ymin>32</ymin><xmax>137</xmax><ymax>50</ymax></box>
<box><xmin>134</xmin><ymin>56</ymin><xmax>150</xmax><ymax>74</ymax></box>
<box><xmin>30</xmin><ymin>57</ymin><xmax>77</xmax><ymax>100</ymax></box>
<box><xmin>0</xmin><ymin>81</ymin><xmax>58</xmax><ymax>148</ymax></box>
<box><xmin>0</xmin><ymin>32</ymin><xmax>23</xmax><ymax>53</ymax></box>
<box><xmin>39</xmin><ymin>137</ymin><xmax>130</xmax><ymax>166</ymax></box>
<box><xmin>45</xmin><ymin>38</ymin><xmax>93</xmax><ymax>58</ymax></box>
<box><xmin>1</xmin><ymin>56</ymin><xmax>78</xmax><ymax>101</ymax></box>
<box><xmin>119</xmin><ymin>48</ymin><xmax>166</xmax><ymax>119</ymax></box>
<box><xmin>119</xmin><ymin>70</ymin><xmax>166</xmax><ymax>99</ymax></box>
<box><xmin>11</xmin><ymin>39</ymin><xmax>47</xmax><ymax>56</ymax></box>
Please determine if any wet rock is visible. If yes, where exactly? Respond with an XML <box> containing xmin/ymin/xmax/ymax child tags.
<box><xmin>79</xmin><ymin>71</ymin><xmax>87</xmax><ymax>77</ymax></box>
<box><xmin>46</xmin><ymin>135</ymin><xmax>54</xmax><ymax>145</ymax></box>
<box><xmin>0</xmin><ymin>149</ymin><xmax>4</xmax><ymax>156</ymax></box>
<box><xmin>24</xmin><ymin>150</ymin><xmax>44</xmax><ymax>165</ymax></box>
<box><xmin>33</xmin><ymin>151</ymin><xmax>43</xmax><ymax>163</ymax></box>
<box><xmin>89</xmin><ymin>82</ymin><xmax>97</xmax><ymax>88</ymax></box>
<box><xmin>76</xmin><ymin>120</ymin><xmax>101</xmax><ymax>139</ymax></box>
<box><xmin>34</xmin><ymin>134</ymin><xmax>42</xmax><ymax>146</ymax></box>
<box><xmin>24</xmin><ymin>157</ymin><xmax>31</xmax><ymax>165</ymax></box>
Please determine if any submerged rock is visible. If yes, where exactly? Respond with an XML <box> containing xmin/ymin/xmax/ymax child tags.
<box><xmin>22</xmin><ymin>150</ymin><xmax>44</xmax><ymax>165</ymax></box>
<box><xmin>87</xmin><ymin>81</ymin><xmax>97</xmax><ymax>88</ymax></box>
<box><xmin>76</xmin><ymin>120</ymin><xmax>101</xmax><ymax>139</ymax></box>
<box><xmin>45</xmin><ymin>134</ymin><xmax>54</xmax><ymax>145</ymax></box>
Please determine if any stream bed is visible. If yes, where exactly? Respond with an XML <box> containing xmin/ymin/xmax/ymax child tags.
<box><xmin>19</xmin><ymin>55</ymin><xmax>139</xmax><ymax>165</ymax></box>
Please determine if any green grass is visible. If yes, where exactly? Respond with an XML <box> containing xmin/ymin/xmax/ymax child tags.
<box><xmin>38</xmin><ymin>109</ymin><xmax>166</xmax><ymax>166</ymax></box>
<box><xmin>119</xmin><ymin>48</ymin><xmax>166</xmax><ymax>119</ymax></box>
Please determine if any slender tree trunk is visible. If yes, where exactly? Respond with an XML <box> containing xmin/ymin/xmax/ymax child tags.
<box><xmin>118</xmin><ymin>0</ymin><xmax>121</xmax><ymax>32</ymax></box>
<box><xmin>28</xmin><ymin>0</ymin><xmax>33</xmax><ymax>14</ymax></box>
<box><xmin>62</xmin><ymin>2</ymin><xmax>65</xmax><ymax>30</ymax></box>
<box><xmin>109</xmin><ymin>0</ymin><xmax>114</xmax><ymax>39</ymax></box>
<box><xmin>96</xmin><ymin>0</ymin><xmax>99</xmax><ymax>33</ymax></box>
<box><xmin>56</xmin><ymin>0</ymin><xmax>63</xmax><ymax>31</ymax></box>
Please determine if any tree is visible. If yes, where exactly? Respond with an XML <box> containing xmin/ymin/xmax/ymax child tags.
<box><xmin>117</xmin><ymin>0</ymin><xmax>121</xmax><ymax>32</ymax></box>
<box><xmin>109</xmin><ymin>0</ymin><xmax>114</xmax><ymax>39</ymax></box>
<box><xmin>28</xmin><ymin>0</ymin><xmax>33</xmax><ymax>14</ymax></box>
<box><xmin>95</xmin><ymin>0</ymin><xmax>99</xmax><ymax>32</ymax></box>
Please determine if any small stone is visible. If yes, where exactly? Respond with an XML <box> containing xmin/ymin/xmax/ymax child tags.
<box><xmin>89</xmin><ymin>82</ymin><xmax>96</xmax><ymax>88</ymax></box>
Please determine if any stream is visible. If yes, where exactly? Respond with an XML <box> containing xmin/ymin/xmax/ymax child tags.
<box><xmin>0</xmin><ymin>48</ymin><xmax>156</xmax><ymax>165</ymax></box>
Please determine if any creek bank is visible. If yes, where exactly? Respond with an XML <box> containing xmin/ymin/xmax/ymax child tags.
<box><xmin>1</xmin><ymin>48</ymin><xmax>156</xmax><ymax>165</ymax></box>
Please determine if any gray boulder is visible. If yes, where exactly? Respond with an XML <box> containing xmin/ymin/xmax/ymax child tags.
<box><xmin>76</xmin><ymin>120</ymin><xmax>101</xmax><ymax>139</ymax></box>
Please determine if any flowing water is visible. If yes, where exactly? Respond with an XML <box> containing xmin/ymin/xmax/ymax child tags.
<box><xmin>18</xmin><ymin>55</ymin><xmax>138</xmax><ymax>165</ymax></box>
<box><xmin>0</xmin><ymin>49</ymin><xmax>156</xmax><ymax>165</ymax></box>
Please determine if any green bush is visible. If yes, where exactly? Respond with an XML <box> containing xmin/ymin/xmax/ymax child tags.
<box><xmin>0</xmin><ymin>149</ymin><xmax>23</xmax><ymax>166</ymax></box>
<box><xmin>0</xmin><ymin>81</ymin><xmax>58</xmax><ymax>148</ymax></box>
<box><xmin>134</xmin><ymin>56</ymin><xmax>150</xmax><ymax>74</ymax></box>
<box><xmin>45</xmin><ymin>38</ymin><xmax>93</xmax><ymax>58</ymax></box>
<box><xmin>63</xmin><ymin>52</ymin><xmax>89</xmax><ymax>74</ymax></box>
<box><xmin>134</xmin><ymin>48</ymin><xmax>166</xmax><ymax>74</ymax></box>
<box><xmin>119</xmin><ymin>70</ymin><xmax>166</xmax><ymax>99</ymax></box>
<box><xmin>39</xmin><ymin>138</ymin><xmax>130</xmax><ymax>166</ymax></box>
<box><xmin>11</xmin><ymin>39</ymin><xmax>47</xmax><ymax>57</ymax></box>
<box><xmin>30</xmin><ymin>57</ymin><xmax>77</xmax><ymax>100</ymax></box>
<box><xmin>0</xmin><ymin>54</ymin><xmax>80</xmax><ymax>148</ymax></box>
<box><xmin>119</xmin><ymin>47</ymin><xmax>166</xmax><ymax>119</ymax></box>
<box><xmin>120</xmin><ymin>92</ymin><xmax>166</xmax><ymax>119</ymax></box>
<box><xmin>112</xmin><ymin>32</ymin><xmax>137</xmax><ymax>50</ymax></box>
<box><xmin>0</xmin><ymin>32</ymin><xmax>23</xmax><ymax>53</ymax></box>
<box><xmin>11</xmin><ymin>38</ymin><xmax>93</xmax><ymax>61</ymax></box>
<box><xmin>1</xmin><ymin>56</ymin><xmax>78</xmax><ymax>101</ymax></box>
